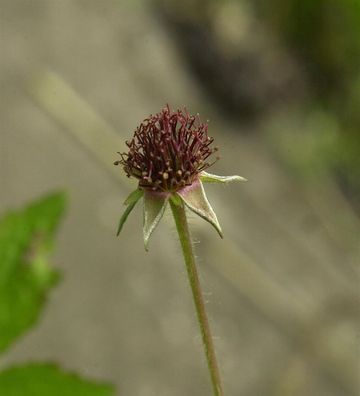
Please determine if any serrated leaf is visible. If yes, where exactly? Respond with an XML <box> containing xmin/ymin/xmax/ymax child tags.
<box><xmin>177</xmin><ymin>180</ymin><xmax>223</xmax><ymax>238</ymax></box>
<box><xmin>0</xmin><ymin>192</ymin><xmax>66</xmax><ymax>353</ymax></box>
<box><xmin>200</xmin><ymin>171</ymin><xmax>247</xmax><ymax>183</ymax></box>
<box><xmin>0</xmin><ymin>363</ymin><xmax>114</xmax><ymax>396</ymax></box>
<box><xmin>116</xmin><ymin>189</ymin><xmax>143</xmax><ymax>236</ymax></box>
<box><xmin>143</xmin><ymin>191</ymin><xmax>169</xmax><ymax>250</ymax></box>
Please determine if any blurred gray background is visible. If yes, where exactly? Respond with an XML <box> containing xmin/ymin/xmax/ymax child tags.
<box><xmin>0</xmin><ymin>1</ymin><xmax>359</xmax><ymax>395</ymax></box>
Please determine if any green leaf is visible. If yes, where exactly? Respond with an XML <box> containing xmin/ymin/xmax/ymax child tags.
<box><xmin>0</xmin><ymin>363</ymin><xmax>114</xmax><ymax>396</ymax></box>
<box><xmin>0</xmin><ymin>193</ymin><xmax>66</xmax><ymax>353</ymax></box>
<box><xmin>143</xmin><ymin>191</ymin><xmax>169</xmax><ymax>250</ymax></box>
<box><xmin>200</xmin><ymin>171</ymin><xmax>247</xmax><ymax>183</ymax></box>
<box><xmin>177</xmin><ymin>180</ymin><xmax>223</xmax><ymax>238</ymax></box>
<box><xmin>116</xmin><ymin>189</ymin><xmax>143</xmax><ymax>236</ymax></box>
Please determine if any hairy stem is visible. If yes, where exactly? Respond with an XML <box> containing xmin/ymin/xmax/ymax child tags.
<box><xmin>170</xmin><ymin>199</ymin><xmax>224</xmax><ymax>396</ymax></box>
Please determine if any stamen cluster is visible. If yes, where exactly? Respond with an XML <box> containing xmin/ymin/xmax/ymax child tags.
<box><xmin>115</xmin><ymin>105</ymin><xmax>219</xmax><ymax>192</ymax></box>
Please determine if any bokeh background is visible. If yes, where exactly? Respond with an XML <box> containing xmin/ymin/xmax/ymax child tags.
<box><xmin>1</xmin><ymin>1</ymin><xmax>359</xmax><ymax>395</ymax></box>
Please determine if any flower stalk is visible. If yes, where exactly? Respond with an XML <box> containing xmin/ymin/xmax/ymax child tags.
<box><xmin>170</xmin><ymin>198</ymin><xmax>224</xmax><ymax>396</ymax></box>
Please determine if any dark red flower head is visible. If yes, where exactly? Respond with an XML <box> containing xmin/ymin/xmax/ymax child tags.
<box><xmin>115</xmin><ymin>105</ymin><xmax>219</xmax><ymax>192</ymax></box>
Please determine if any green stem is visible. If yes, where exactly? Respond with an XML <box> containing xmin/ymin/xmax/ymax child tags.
<box><xmin>170</xmin><ymin>199</ymin><xmax>224</xmax><ymax>396</ymax></box>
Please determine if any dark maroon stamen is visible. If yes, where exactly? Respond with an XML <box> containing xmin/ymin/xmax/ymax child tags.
<box><xmin>115</xmin><ymin>105</ymin><xmax>219</xmax><ymax>192</ymax></box>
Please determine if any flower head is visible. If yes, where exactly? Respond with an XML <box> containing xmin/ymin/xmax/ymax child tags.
<box><xmin>115</xmin><ymin>105</ymin><xmax>246</xmax><ymax>249</ymax></box>
<box><xmin>114</xmin><ymin>105</ymin><xmax>219</xmax><ymax>192</ymax></box>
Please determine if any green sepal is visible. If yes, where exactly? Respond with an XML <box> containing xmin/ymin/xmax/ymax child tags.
<box><xmin>143</xmin><ymin>191</ymin><xmax>169</xmax><ymax>250</ymax></box>
<box><xmin>116</xmin><ymin>189</ymin><xmax>143</xmax><ymax>236</ymax></box>
<box><xmin>177</xmin><ymin>180</ymin><xmax>223</xmax><ymax>238</ymax></box>
<box><xmin>124</xmin><ymin>188</ymin><xmax>143</xmax><ymax>205</ymax></box>
<box><xmin>200</xmin><ymin>171</ymin><xmax>247</xmax><ymax>183</ymax></box>
<box><xmin>169</xmin><ymin>193</ymin><xmax>182</xmax><ymax>207</ymax></box>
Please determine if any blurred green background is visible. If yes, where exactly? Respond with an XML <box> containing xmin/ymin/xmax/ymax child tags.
<box><xmin>0</xmin><ymin>1</ymin><xmax>359</xmax><ymax>395</ymax></box>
